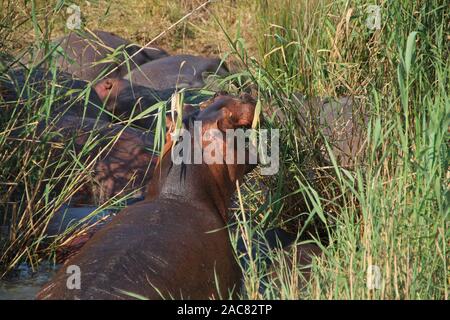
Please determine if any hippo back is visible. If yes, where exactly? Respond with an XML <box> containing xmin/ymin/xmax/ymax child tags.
<box><xmin>24</xmin><ymin>30</ymin><xmax>168</xmax><ymax>82</ymax></box>
<box><xmin>1</xmin><ymin>67</ymin><xmax>108</xmax><ymax>120</ymax></box>
<box><xmin>125</xmin><ymin>54</ymin><xmax>228</xmax><ymax>90</ymax></box>
<box><xmin>46</xmin><ymin>115</ymin><xmax>157</xmax><ymax>204</ymax></box>
<box><xmin>37</xmin><ymin>199</ymin><xmax>240</xmax><ymax>300</ymax></box>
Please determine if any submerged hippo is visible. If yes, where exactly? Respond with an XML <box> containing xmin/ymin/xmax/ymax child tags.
<box><xmin>25</xmin><ymin>30</ymin><xmax>168</xmax><ymax>82</ymax></box>
<box><xmin>125</xmin><ymin>54</ymin><xmax>229</xmax><ymax>90</ymax></box>
<box><xmin>236</xmin><ymin>228</ymin><xmax>323</xmax><ymax>294</ymax></box>
<box><xmin>37</xmin><ymin>92</ymin><xmax>258</xmax><ymax>300</ymax></box>
<box><xmin>265</xmin><ymin>242</ymin><xmax>322</xmax><ymax>293</ymax></box>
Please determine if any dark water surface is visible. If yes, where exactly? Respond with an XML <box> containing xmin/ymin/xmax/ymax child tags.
<box><xmin>0</xmin><ymin>263</ymin><xmax>59</xmax><ymax>300</ymax></box>
<box><xmin>0</xmin><ymin>199</ymin><xmax>145</xmax><ymax>300</ymax></box>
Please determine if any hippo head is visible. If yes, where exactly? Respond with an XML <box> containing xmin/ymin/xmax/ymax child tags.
<box><xmin>94</xmin><ymin>78</ymin><xmax>174</xmax><ymax>129</ymax></box>
<box><xmin>94</xmin><ymin>77</ymin><xmax>157</xmax><ymax>113</ymax></box>
<box><xmin>93</xmin><ymin>78</ymin><xmax>129</xmax><ymax>110</ymax></box>
<box><xmin>183</xmin><ymin>92</ymin><xmax>259</xmax><ymax>184</ymax></box>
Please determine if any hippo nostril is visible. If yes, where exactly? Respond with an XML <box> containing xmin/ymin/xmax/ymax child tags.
<box><xmin>236</xmin><ymin>119</ymin><xmax>252</xmax><ymax>130</ymax></box>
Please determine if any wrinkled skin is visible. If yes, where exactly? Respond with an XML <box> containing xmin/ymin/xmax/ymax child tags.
<box><xmin>26</xmin><ymin>30</ymin><xmax>169</xmax><ymax>82</ymax></box>
<box><xmin>94</xmin><ymin>78</ymin><xmax>210</xmax><ymax>129</ymax></box>
<box><xmin>1</xmin><ymin>67</ymin><xmax>109</xmax><ymax>120</ymax></box>
<box><xmin>125</xmin><ymin>54</ymin><xmax>228</xmax><ymax>90</ymax></box>
<box><xmin>37</xmin><ymin>93</ymin><xmax>257</xmax><ymax>300</ymax></box>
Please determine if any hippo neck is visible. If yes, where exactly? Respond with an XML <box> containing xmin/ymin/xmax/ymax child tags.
<box><xmin>146</xmin><ymin>145</ymin><xmax>235</xmax><ymax>223</ymax></box>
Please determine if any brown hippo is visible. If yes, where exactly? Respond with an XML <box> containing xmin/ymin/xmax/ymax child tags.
<box><xmin>25</xmin><ymin>30</ymin><xmax>168</xmax><ymax>82</ymax></box>
<box><xmin>92</xmin><ymin>78</ymin><xmax>210</xmax><ymax>129</ymax></box>
<box><xmin>125</xmin><ymin>54</ymin><xmax>229</xmax><ymax>90</ymax></box>
<box><xmin>1</xmin><ymin>67</ymin><xmax>109</xmax><ymax>120</ymax></box>
<box><xmin>44</xmin><ymin>114</ymin><xmax>158</xmax><ymax>205</ymax></box>
<box><xmin>2</xmin><ymin>68</ymin><xmax>159</xmax><ymax>203</ymax></box>
<box><xmin>37</xmin><ymin>92</ymin><xmax>257</xmax><ymax>300</ymax></box>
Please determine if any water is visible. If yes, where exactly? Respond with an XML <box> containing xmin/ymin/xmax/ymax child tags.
<box><xmin>0</xmin><ymin>198</ymin><xmax>145</xmax><ymax>300</ymax></box>
<box><xmin>0</xmin><ymin>204</ymin><xmax>114</xmax><ymax>300</ymax></box>
<box><xmin>0</xmin><ymin>200</ymin><xmax>291</xmax><ymax>299</ymax></box>
<box><xmin>0</xmin><ymin>263</ymin><xmax>59</xmax><ymax>300</ymax></box>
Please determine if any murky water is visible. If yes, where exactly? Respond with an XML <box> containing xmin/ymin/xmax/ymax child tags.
<box><xmin>0</xmin><ymin>200</ymin><xmax>143</xmax><ymax>300</ymax></box>
<box><xmin>0</xmin><ymin>199</ymin><xmax>290</xmax><ymax>300</ymax></box>
<box><xmin>0</xmin><ymin>263</ymin><xmax>59</xmax><ymax>300</ymax></box>
<box><xmin>0</xmin><ymin>205</ymin><xmax>108</xmax><ymax>300</ymax></box>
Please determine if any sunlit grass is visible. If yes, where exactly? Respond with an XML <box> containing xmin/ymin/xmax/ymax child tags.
<box><xmin>1</xmin><ymin>0</ymin><xmax>448</xmax><ymax>300</ymax></box>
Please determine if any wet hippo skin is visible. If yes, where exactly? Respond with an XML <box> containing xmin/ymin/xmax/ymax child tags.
<box><xmin>37</xmin><ymin>92</ymin><xmax>258</xmax><ymax>300</ymax></box>
<box><xmin>125</xmin><ymin>54</ymin><xmax>228</xmax><ymax>90</ymax></box>
<box><xmin>236</xmin><ymin>228</ymin><xmax>296</xmax><ymax>271</ymax></box>
<box><xmin>25</xmin><ymin>30</ymin><xmax>169</xmax><ymax>82</ymax></box>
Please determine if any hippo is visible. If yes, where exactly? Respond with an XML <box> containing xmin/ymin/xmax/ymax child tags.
<box><xmin>236</xmin><ymin>227</ymin><xmax>323</xmax><ymax>294</ymax></box>
<box><xmin>236</xmin><ymin>228</ymin><xmax>296</xmax><ymax>272</ymax></box>
<box><xmin>37</xmin><ymin>92</ymin><xmax>258</xmax><ymax>300</ymax></box>
<box><xmin>93</xmin><ymin>78</ymin><xmax>211</xmax><ymax>129</ymax></box>
<box><xmin>294</xmin><ymin>95</ymin><xmax>367</xmax><ymax>167</ymax></box>
<box><xmin>42</xmin><ymin>114</ymin><xmax>158</xmax><ymax>205</ymax></box>
<box><xmin>125</xmin><ymin>54</ymin><xmax>229</xmax><ymax>90</ymax></box>
<box><xmin>1</xmin><ymin>67</ymin><xmax>109</xmax><ymax>120</ymax></box>
<box><xmin>24</xmin><ymin>30</ymin><xmax>169</xmax><ymax>82</ymax></box>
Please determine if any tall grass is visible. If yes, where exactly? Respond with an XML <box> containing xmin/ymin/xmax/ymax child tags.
<box><xmin>229</xmin><ymin>0</ymin><xmax>448</xmax><ymax>299</ymax></box>
<box><xmin>0</xmin><ymin>0</ymin><xmax>448</xmax><ymax>300</ymax></box>
<box><xmin>0</xmin><ymin>1</ymin><xmax>162</xmax><ymax>276</ymax></box>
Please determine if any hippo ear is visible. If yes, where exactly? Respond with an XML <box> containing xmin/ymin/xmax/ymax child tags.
<box><xmin>94</xmin><ymin>78</ymin><xmax>114</xmax><ymax>102</ymax></box>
